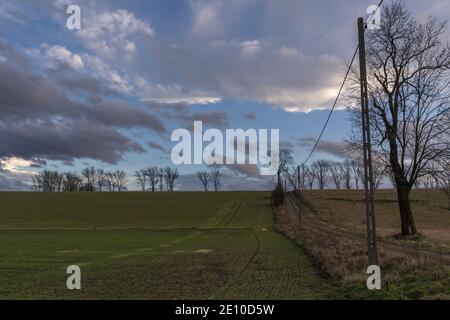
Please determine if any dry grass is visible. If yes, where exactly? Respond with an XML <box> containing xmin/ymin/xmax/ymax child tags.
<box><xmin>302</xmin><ymin>189</ymin><xmax>450</xmax><ymax>250</ymax></box>
<box><xmin>275</xmin><ymin>190</ymin><xmax>450</xmax><ymax>299</ymax></box>
<box><xmin>276</xmin><ymin>205</ymin><xmax>450</xmax><ymax>299</ymax></box>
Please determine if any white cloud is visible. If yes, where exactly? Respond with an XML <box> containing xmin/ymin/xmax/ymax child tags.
<box><xmin>277</xmin><ymin>46</ymin><xmax>299</xmax><ymax>57</ymax></box>
<box><xmin>1</xmin><ymin>157</ymin><xmax>35</xmax><ymax>175</ymax></box>
<box><xmin>77</xmin><ymin>9</ymin><xmax>154</xmax><ymax>59</ymax></box>
<box><xmin>43</xmin><ymin>45</ymin><xmax>84</xmax><ymax>71</ymax></box>
<box><xmin>138</xmin><ymin>80</ymin><xmax>221</xmax><ymax>105</ymax></box>
<box><xmin>240</xmin><ymin>40</ymin><xmax>262</xmax><ymax>56</ymax></box>
<box><xmin>190</xmin><ymin>0</ymin><xmax>223</xmax><ymax>38</ymax></box>
<box><xmin>82</xmin><ymin>54</ymin><xmax>134</xmax><ymax>94</ymax></box>
<box><xmin>29</xmin><ymin>44</ymin><xmax>134</xmax><ymax>95</ymax></box>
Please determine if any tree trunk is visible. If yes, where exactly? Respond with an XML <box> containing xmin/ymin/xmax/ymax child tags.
<box><xmin>396</xmin><ymin>182</ymin><xmax>417</xmax><ymax>236</ymax></box>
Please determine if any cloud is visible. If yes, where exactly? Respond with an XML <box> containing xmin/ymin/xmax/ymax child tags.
<box><xmin>226</xmin><ymin>164</ymin><xmax>260</xmax><ymax>177</ymax></box>
<box><xmin>0</xmin><ymin>40</ymin><xmax>163</xmax><ymax>164</ymax></box>
<box><xmin>0</xmin><ymin>174</ymin><xmax>29</xmax><ymax>190</ymax></box>
<box><xmin>297</xmin><ymin>137</ymin><xmax>353</xmax><ymax>159</ymax></box>
<box><xmin>30</xmin><ymin>158</ymin><xmax>48</xmax><ymax>168</ymax></box>
<box><xmin>0</xmin><ymin>157</ymin><xmax>35</xmax><ymax>190</ymax></box>
<box><xmin>175</xmin><ymin>170</ymin><xmax>273</xmax><ymax>191</ymax></box>
<box><xmin>137</xmin><ymin>77</ymin><xmax>221</xmax><ymax>105</ymax></box>
<box><xmin>30</xmin><ymin>44</ymin><xmax>135</xmax><ymax>97</ymax></box>
<box><xmin>141</xmin><ymin>36</ymin><xmax>343</xmax><ymax>112</ymax></box>
<box><xmin>0</xmin><ymin>121</ymin><xmax>144</xmax><ymax>164</ymax></box>
<box><xmin>43</xmin><ymin>44</ymin><xmax>84</xmax><ymax>71</ymax></box>
<box><xmin>77</xmin><ymin>9</ymin><xmax>154</xmax><ymax>59</ymax></box>
<box><xmin>242</xmin><ymin>112</ymin><xmax>257</xmax><ymax>120</ymax></box>
<box><xmin>147</xmin><ymin>141</ymin><xmax>167</xmax><ymax>153</ymax></box>
<box><xmin>0</xmin><ymin>0</ymin><xmax>38</xmax><ymax>25</ymax></box>
<box><xmin>189</xmin><ymin>111</ymin><xmax>229</xmax><ymax>127</ymax></box>
<box><xmin>150</xmin><ymin>103</ymin><xmax>229</xmax><ymax>128</ymax></box>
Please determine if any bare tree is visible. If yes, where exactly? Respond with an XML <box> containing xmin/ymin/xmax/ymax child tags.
<box><xmin>105</xmin><ymin>172</ymin><xmax>115</xmax><ymax>192</ymax></box>
<box><xmin>82</xmin><ymin>166</ymin><xmax>96</xmax><ymax>192</ymax></box>
<box><xmin>273</xmin><ymin>149</ymin><xmax>293</xmax><ymax>187</ymax></box>
<box><xmin>304</xmin><ymin>165</ymin><xmax>316</xmax><ymax>190</ymax></box>
<box><xmin>96</xmin><ymin>168</ymin><xmax>106</xmax><ymax>192</ymax></box>
<box><xmin>63</xmin><ymin>172</ymin><xmax>82</xmax><ymax>192</ymax></box>
<box><xmin>209</xmin><ymin>164</ymin><xmax>222</xmax><ymax>192</ymax></box>
<box><xmin>311</xmin><ymin>160</ymin><xmax>331</xmax><ymax>190</ymax></box>
<box><xmin>33</xmin><ymin>170</ymin><xmax>61</xmax><ymax>192</ymax></box>
<box><xmin>145</xmin><ymin>167</ymin><xmax>159</xmax><ymax>192</ymax></box>
<box><xmin>164</xmin><ymin>167</ymin><xmax>179</xmax><ymax>192</ymax></box>
<box><xmin>157</xmin><ymin>167</ymin><xmax>164</xmax><ymax>192</ymax></box>
<box><xmin>341</xmin><ymin>160</ymin><xmax>353</xmax><ymax>190</ymax></box>
<box><xmin>55</xmin><ymin>172</ymin><xmax>64</xmax><ymax>192</ymax></box>
<box><xmin>297</xmin><ymin>165</ymin><xmax>308</xmax><ymax>190</ymax></box>
<box><xmin>113</xmin><ymin>170</ymin><xmax>127</xmax><ymax>192</ymax></box>
<box><xmin>284</xmin><ymin>165</ymin><xmax>300</xmax><ymax>191</ymax></box>
<box><xmin>372</xmin><ymin>161</ymin><xmax>387</xmax><ymax>190</ymax></box>
<box><xmin>348</xmin><ymin>3</ymin><xmax>450</xmax><ymax>235</ymax></box>
<box><xmin>135</xmin><ymin>169</ymin><xmax>147</xmax><ymax>191</ymax></box>
<box><xmin>430</xmin><ymin>160</ymin><xmax>450</xmax><ymax>210</ymax></box>
<box><xmin>197</xmin><ymin>170</ymin><xmax>210</xmax><ymax>192</ymax></box>
<box><xmin>329</xmin><ymin>161</ymin><xmax>344</xmax><ymax>190</ymax></box>
<box><xmin>31</xmin><ymin>174</ymin><xmax>43</xmax><ymax>191</ymax></box>
<box><xmin>349</xmin><ymin>160</ymin><xmax>363</xmax><ymax>190</ymax></box>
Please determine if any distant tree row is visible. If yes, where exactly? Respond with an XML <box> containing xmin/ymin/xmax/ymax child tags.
<box><xmin>134</xmin><ymin>166</ymin><xmax>179</xmax><ymax>192</ymax></box>
<box><xmin>32</xmin><ymin>168</ymin><xmax>127</xmax><ymax>192</ymax></box>
<box><xmin>197</xmin><ymin>165</ymin><xmax>222</xmax><ymax>192</ymax></box>
<box><xmin>281</xmin><ymin>157</ymin><xmax>448</xmax><ymax>192</ymax></box>
<box><xmin>282</xmin><ymin>159</ymin><xmax>378</xmax><ymax>191</ymax></box>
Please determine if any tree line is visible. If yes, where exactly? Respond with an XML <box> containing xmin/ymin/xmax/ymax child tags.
<box><xmin>134</xmin><ymin>166</ymin><xmax>179</xmax><ymax>192</ymax></box>
<box><xmin>32</xmin><ymin>167</ymin><xmax>127</xmax><ymax>192</ymax></box>
<box><xmin>281</xmin><ymin>156</ymin><xmax>449</xmax><ymax>195</ymax></box>
<box><xmin>197</xmin><ymin>165</ymin><xmax>222</xmax><ymax>192</ymax></box>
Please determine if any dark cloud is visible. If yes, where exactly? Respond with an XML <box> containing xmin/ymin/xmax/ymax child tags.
<box><xmin>29</xmin><ymin>158</ymin><xmax>47</xmax><ymax>168</ymax></box>
<box><xmin>0</xmin><ymin>175</ymin><xmax>29</xmax><ymax>191</ymax></box>
<box><xmin>0</xmin><ymin>40</ymin><xmax>162</xmax><ymax>164</ymax></box>
<box><xmin>189</xmin><ymin>111</ymin><xmax>229</xmax><ymax>128</ymax></box>
<box><xmin>0</xmin><ymin>58</ymin><xmax>166</xmax><ymax>132</ymax></box>
<box><xmin>148</xmin><ymin>102</ymin><xmax>229</xmax><ymax>128</ymax></box>
<box><xmin>226</xmin><ymin>164</ymin><xmax>260</xmax><ymax>177</ymax></box>
<box><xmin>280</xmin><ymin>141</ymin><xmax>295</xmax><ymax>153</ymax></box>
<box><xmin>242</xmin><ymin>112</ymin><xmax>257</xmax><ymax>120</ymax></box>
<box><xmin>297</xmin><ymin>137</ymin><xmax>352</xmax><ymax>159</ymax></box>
<box><xmin>147</xmin><ymin>141</ymin><xmax>167</xmax><ymax>153</ymax></box>
<box><xmin>0</xmin><ymin>120</ymin><xmax>145</xmax><ymax>164</ymax></box>
<box><xmin>174</xmin><ymin>171</ymin><xmax>272</xmax><ymax>191</ymax></box>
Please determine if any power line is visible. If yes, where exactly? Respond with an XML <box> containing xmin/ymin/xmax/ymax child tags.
<box><xmin>301</xmin><ymin>0</ymin><xmax>384</xmax><ymax>166</ymax></box>
<box><xmin>301</xmin><ymin>46</ymin><xmax>358</xmax><ymax>166</ymax></box>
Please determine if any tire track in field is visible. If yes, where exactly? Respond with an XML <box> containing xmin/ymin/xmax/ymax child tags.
<box><xmin>208</xmin><ymin>228</ymin><xmax>261</xmax><ymax>299</ymax></box>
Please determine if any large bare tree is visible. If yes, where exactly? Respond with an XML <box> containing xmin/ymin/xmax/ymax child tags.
<box><xmin>348</xmin><ymin>3</ymin><xmax>450</xmax><ymax>235</ymax></box>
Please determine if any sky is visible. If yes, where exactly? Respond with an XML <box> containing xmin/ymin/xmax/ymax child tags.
<box><xmin>0</xmin><ymin>0</ymin><xmax>449</xmax><ymax>191</ymax></box>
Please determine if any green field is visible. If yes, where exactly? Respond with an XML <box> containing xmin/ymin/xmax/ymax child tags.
<box><xmin>0</xmin><ymin>192</ymin><xmax>337</xmax><ymax>299</ymax></box>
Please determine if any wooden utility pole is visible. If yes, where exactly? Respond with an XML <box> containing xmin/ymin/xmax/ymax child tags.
<box><xmin>357</xmin><ymin>17</ymin><xmax>378</xmax><ymax>266</ymax></box>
